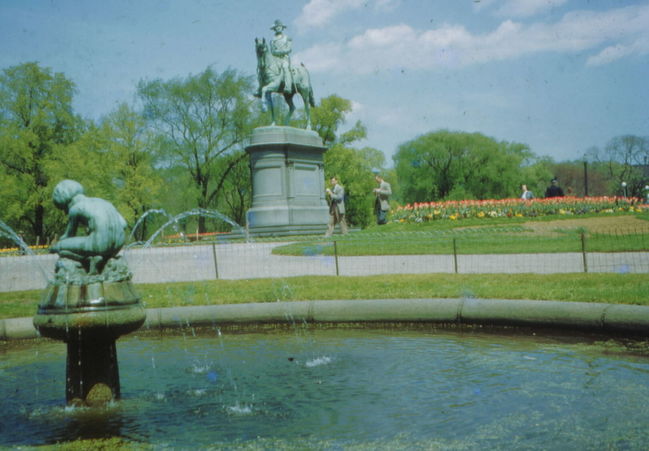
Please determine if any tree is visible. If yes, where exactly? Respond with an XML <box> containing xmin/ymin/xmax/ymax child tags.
<box><xmin>599</xmin><ymin>135</ymin><xmax>649</xmax><ymax>197</ymax></box>
<box><xmin>324</xmin><ymin>145</ymin><xmax>377</xmax><ymax>227</ymax></box>
<box><xmin>45</xmin><ymin>104</ymin><xmax>163</xmax><ymax>240</ymax></box>
<box><xmin>137</xmin><ymin>67</ymin><xmax>255</xmax><ymax>232</ymax></box>
<box><xmin>312</xmin><ymin>95</ymin><xmax>384</xmax><ymax>227</ymax></box>
<box><xmin>394</xmin><ymin>130</ymin><xmax>534</xmax><ymax>202</ymax></box>
<box><xmin>100</xmin><ymin>104</ymin><xmax>162</xmax><ymax>232</ymax></box>
<box><xmin>213</xmin><ymin>150</ymin><xmax>250</xmax><ymax>227</ymax></box>
<box><xmin>357</xmin><ymin>146</ymin><xmax>386</xmax><ymax>170</ymax></box>
<box><xmin>0</xmin><ymin>62</ymin><xmax>81</xmax><ymax>244</ymax></box>
<box><xmin>544</xmin><ymin>160</ymin><xmax>607</xmax><ymax>197</ymax></box>
<box><xmin>311</xmin><ymin>95</ymin><xmax>367</xmax><ymax>147</ymax></box>
<box><xmin>582</xmin><ymin>136</ymin><xmax>649</xmax><ymax>197</ymax></box>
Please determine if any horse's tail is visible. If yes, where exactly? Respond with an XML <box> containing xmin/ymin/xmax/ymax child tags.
<box><xmin>300</xmin><ymin>63</ymin><xmax>316</xmax><ymax>107</ymax></box>
<box><xmin>308</xmin><ymin>86</ymin><xmax>315</xmax><ymax>107</ymax></box>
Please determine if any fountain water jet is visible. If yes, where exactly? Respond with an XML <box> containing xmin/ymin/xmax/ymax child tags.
<box><xmin>0</xmin><ymin>219</ymin><xmax>31</xmax><ymax>253</ymax></box>
<box><xmin>140</xmin><ymin>208</ymin><xmax>249</xmax><ymax>247</ymax></box>
<box><xmin>128</xmin><ymin>208</ymin><xmax>184</xmax><ymax>244</ymax></box>
<box><xmin>0</xmin><ymin>219</ymin><xmax>52</xmax><ymax>283</ymax></box>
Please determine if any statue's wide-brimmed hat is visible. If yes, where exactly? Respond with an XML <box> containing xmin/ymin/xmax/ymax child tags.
<box><xmin>271</xmin><ymin>19</ymin><xmax>287</xmax><ymax>31</ymax></box>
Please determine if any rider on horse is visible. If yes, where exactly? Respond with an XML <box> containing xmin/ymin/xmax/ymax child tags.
<box><xmin>269</xmin><ymin>20</ymin><xmax>294</xmax><ymax>94</ymax></box>
<box><xmin>255</xmin><ymin>20</ymin><xmax>315</xmax><ymax>128</ymax></box>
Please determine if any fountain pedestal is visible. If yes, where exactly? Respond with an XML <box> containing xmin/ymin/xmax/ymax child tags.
<box><xmin>66</xmin><ymin>337</ymin><xmax>120</xmax><ymax>405</ymax></box>
<box><xmin>33</xmin><ymin>259</ymin><xmax>145</xmax><ymax>405</ymax></box>
<box><xmin>246</xmin><ymin>126</ymin><xmax>329</xmax><ymax>236</ymax></box>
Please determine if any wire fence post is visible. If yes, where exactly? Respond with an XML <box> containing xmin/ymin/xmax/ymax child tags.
<box><xmin>580</xmin><ymin>232</ymin><xmax>588</xmax><ymax>273</ymax></box>
<box><xmin>333</xmin><ymin>240</ymin><xmax>340</xmax><ymax>276</ymax></box>
<box><xmin>211</xmin><ymin>243</ymin><xmax>219</xmax><ymax>279</ymax></box>
<box><xmin>453</xmin><ymin>237</ymin><xmax>459</xmax><ymax>274</ymax></box>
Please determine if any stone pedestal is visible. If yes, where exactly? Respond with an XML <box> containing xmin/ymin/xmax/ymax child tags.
<box><xmin>246</xmin><ymin>126</ymin><xmax>329</xmax><ymax>236</ymax></box>
<box><xmin>66</xmin><ymin>337</ymin><xmax>120</xmax><ymax>406</ymax></box>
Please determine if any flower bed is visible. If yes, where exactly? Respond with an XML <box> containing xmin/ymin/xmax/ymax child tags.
<box><xmin>391</xmin><ymin>197</ymin><xmax>646</xmax><ymax>223</ymax></box>
<box><xmin>163</xmin><ymin>231</ymin><xmax>227</xmax><ymax>243</ymax></box>
<box><xmin>0</xmin><ymin>244</ymin><xmax>49</xmax><ymax>256</ymax></box>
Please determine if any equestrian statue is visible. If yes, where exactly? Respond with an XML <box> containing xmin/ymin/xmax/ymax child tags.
<box><xmin>255</xmin><ymin>20</ymin><xmax>315</xmax><ymax>129</ymax></box>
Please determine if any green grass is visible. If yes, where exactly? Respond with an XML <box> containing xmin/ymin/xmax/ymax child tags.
<box><xmin>362</xmin><ymin>211</ymin><xmax>642</xmax><ymax>232</ymax></box>
<box><xmin>271</xmin><ymin>212</ymin><xmax>649</xmax><ymax>256</ymax></box>
<box><xmin>29</xmin><ymin>437</ymin><xmax>147</xmax><ymax>450</ymax></box>
<box><xmin>2</xmin><ymin>214</ymin><xmax>648</xmax><ymax>321</ymax></box>
<box><xmin>272</xmin><ymin>230</ymin><xmax>649</xmax><ymax>256</ymax></box>
<box><xmin>3</xmin><ymin>273</ymin><xmax>648</xmax><ymax>320</ymax></box>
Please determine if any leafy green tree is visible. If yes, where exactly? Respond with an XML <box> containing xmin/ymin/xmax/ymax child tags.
<box><xmin>324</xmin><ymin>145</ymin><xmax>376</xmax><ymax>227</ymax></box>
<box><xmin>357</xmin><ymin>146</ymin><xmax>386</xmax><ymax>171</ymax></box>
<box><xmin>311</xmin><ymin>95</ymin><xmax>352</xmax><ymax>146</ymax></box>
<box><xmin>216</xmin><ymin>151</ymin><xmax>251</xmax><ymax>226</ymax></box>
<box><xmin>99</xmin><ymin>104</ymin><xmax>162</xmax><ymax>231</ymax></box>
<box><xmin>44</xmin><ymin>121</ymin><xmax>113</xmax><ymax>230</ymax></box>
<box><xmin>0</xmin><ymin>62</ymin><xmax>81</xmax><ymax>244</ymax></box>
<box><xmin>312</xmin><ymin>95</ymin><xmax>385</xmax><ymax>227</ymax></box>
<box><xmin>311</xmin><ymin>95</ymin><xmax>366</xmax><ymax>147</ymax></box>
<box><xmin>517</xmin><ymin>156</ymin><xmax>554</xmax><ymax>199</ymax></box>
<box><xmin>46</xmin><ymin>104</ymin><xmax>163</xmax><ymax>240</ymax></box>
<box><xmin>137</xmin><ymin>67</ymin><xmax>255</xmax><ymax>232</ymax></box>
<box><xmin>394</xmin><ymin>130</ymin><xmax>535</xmax><ymax>202</ymax></box>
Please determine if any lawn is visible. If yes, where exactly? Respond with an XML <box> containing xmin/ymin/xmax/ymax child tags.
<box><xmin>1</xmin><ymin>273</ymin><xmax>648</xmax><ymax>321</ymax></box>
<box><xmin>273</xmin><ymin>213</ymin><xmax>649</xmax><ymax>256</ymax></box>
<box><xmin>1</xmin><ymin>213</ymin><xmax>647</xmax><ymax>320</ymax></box>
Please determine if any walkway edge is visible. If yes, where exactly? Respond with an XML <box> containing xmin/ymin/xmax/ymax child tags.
<box><xmin>3</xmin><ymin>298</ymin><xmax>649</xmax><ymax>340</ymax></box>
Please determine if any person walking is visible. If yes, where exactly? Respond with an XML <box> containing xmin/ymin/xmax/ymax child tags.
<box><xmin>325</xmin><ymin>176</ymin><xmax>348</xmax><ymax>237</ymax></box>
<box><xmin>373</xmin><ymin>174</ymin><xmax>392</xmax><ymax>224</ymax></box>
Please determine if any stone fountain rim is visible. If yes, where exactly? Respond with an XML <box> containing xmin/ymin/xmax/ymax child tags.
<box><xmin>3</xmin><ymin>298</ymin><xmax>649</xmax><ymax>340</ymax></box>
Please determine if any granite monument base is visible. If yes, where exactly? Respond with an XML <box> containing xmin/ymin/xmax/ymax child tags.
<box><xmin>246</xmin><ymin>126</ymin><xmax>329</xmax><ymax>236</ymax></box>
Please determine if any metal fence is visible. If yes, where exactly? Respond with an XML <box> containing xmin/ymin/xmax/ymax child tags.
<box><xmin>1</xmin><ymin>230</ymin><xmax>648</xmax><ymax>293</ymax></box>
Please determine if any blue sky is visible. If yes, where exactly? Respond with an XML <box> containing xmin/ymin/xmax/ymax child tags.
<box><xmin>1</xmin><ymin>0</ymin><xmax>648</xmax><ymax>165</ymax></box>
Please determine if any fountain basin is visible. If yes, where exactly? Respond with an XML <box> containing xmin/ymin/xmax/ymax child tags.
<box><xmin>5</xmin><ymin>298</ymin><xmax>649</xmax><ymax>341</ymax></box>
<box><xmin>2</xmin><ymin>326</ymin><xmax>649</xmax><ymax>448</ymax></box>
<box><xmin>33</xmin><ymin>280</ymin><xmax>145</xmax><ymax>342</ymax></box>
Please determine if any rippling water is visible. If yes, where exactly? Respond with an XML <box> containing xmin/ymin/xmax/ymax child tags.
<box><xmin>2</xmin><ymin>327</ymin><xmax>649</xmax><ymax>448</ymax></box>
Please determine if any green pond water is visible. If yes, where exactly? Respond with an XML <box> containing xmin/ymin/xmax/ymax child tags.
<box><xmin>2</xmin><ymin>326</ymin><xmax>649</xmax><ymax>449</ymax></box>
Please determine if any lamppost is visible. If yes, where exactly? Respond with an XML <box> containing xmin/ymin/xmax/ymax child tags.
<box><xmin>621</xmin><ymin>181</ymin><xmax>627</xmax><ymax>198</ymax></box>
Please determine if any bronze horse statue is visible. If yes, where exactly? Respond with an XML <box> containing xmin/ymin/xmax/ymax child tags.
<box><xmin>255</xmin><ymin>37</ymin><xmax>315</xmax><ymax>129</ymax></box>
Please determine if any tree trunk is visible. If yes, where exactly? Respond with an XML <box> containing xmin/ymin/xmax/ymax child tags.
<box><xmin>34</xmin><ymin>203</ymin><xmax>45</xmax><ymax>245</ymax></box>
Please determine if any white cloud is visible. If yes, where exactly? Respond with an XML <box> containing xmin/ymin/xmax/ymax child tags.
<box><xmin>297</xmin><ymin>0</ymin><xmax>363</xmax><ymax>29</ymax></box>
<box><xmin>296</xmin><ymin>0</ymin><xmax>400</xmax><ymax>29</ymax></box>
<box><xmin>587</xmin><ymin>37</ymin><xmax>649</xmax><ymax>66</ymax></box>
<box><xmin>586</xmin><ymin>44</ymin><xmax>634</xmax><ymax>66</ymax></box>
<box><xmin>296</xmin><ymin>4</ymin><xmax>649</xmax><ymax>73</ymax></box>
<box><xmin>294</xmin><ymin>43</ymin><xmax>345</xmax><ymax>71</ymax></box>
<box><xmin>349</xmin><ymin>23</ymin><xmax>417</xmax><ymax>49</ymax></box>
<box><xmin>350</xmin><ymin>100</ymin><xmax>365</xmax><ymax>113</ymax></box>
<box><xmin>496</xmin><ymin>0</ymin><xmax>568</xmax><ymax>18</ymax></box>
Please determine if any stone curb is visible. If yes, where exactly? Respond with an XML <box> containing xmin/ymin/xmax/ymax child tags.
<box><xmin>3</xmin><ymin>298</ymin><xmax>649</xmax><ymax>340</ymax></box>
